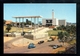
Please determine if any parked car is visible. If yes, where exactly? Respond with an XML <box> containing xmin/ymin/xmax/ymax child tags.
<box><xmin>58</xmin><ymin>39</ymin><xmax>61</xmax><ymax>42</ymax></box>
<box><xmin>47</xmin><ymin>38</ymin><xmax>52</xmax><ymax>42</ymax></box>
<box><xmin>53</xmin><ymin>45</ymin><xmax>58</xmax><ymax>49</ymax></box>
<box><xmin>58</xmin><ymin>45</ymin><xmax>62</xmax><ymax>47</ymax></box>
<box><xmin>53</xmin><ymin>45</ymin><xmax>62</xmax><ymax>49</ymax></box>
<box><xmin>38</xmin><ymin>40</ymin><xmax>44</xmax><ymax>44</ymax></box>
<box><xmin>21</xmin><ymin>31</ymin><xmax>25</xmax><ymax>36</ymax></box>
<box><xmin>50</xmin><ymin>37</ymin><xmax>55</xmax><ymax>41</ymax></box>
<box><xmin>70</xmin><ymin>46</ymin><xmax>76</xmax><ymax>53</ymax></box>
<box><xmin>28</xmin><ymin>43</ymin><xmax>36</xmax><ymax>49</ymax></box>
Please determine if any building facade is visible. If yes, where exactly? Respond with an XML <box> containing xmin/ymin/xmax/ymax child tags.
<box><xmin>58</xmin><ymin>20</ymin><xmax>66</xmax><ymax>26</ymax></box>
<box><xmin>66</xmin><ymin>22</ymin><xmax>76</xmax><ymax>26</ymax></box>
<box><xmin>42</xmin><ymin>18</ymin><xmax>58</xmax><ymax>27</ymax></box>
<box><xmin>42</xmin><ymin>9</ymin><xmax>66</xmax><ymax>27</ymax></box>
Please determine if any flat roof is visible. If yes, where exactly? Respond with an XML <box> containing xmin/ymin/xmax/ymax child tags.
<box><xmin>13</xmin><ymin>16</ymin><xmax>42</xmax><ymax>18</ymax></box>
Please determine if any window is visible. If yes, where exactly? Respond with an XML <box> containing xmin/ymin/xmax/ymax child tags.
<box><xmin>46</xmin><ymin>20</ymin><xmax>52</xmax><ymax>23</ymax></box>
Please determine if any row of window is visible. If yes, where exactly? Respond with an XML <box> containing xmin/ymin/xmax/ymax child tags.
<box><xmin>46</xmin><ymin>20</ymin><xmax>52</xmax><ymax>23</ymax></box>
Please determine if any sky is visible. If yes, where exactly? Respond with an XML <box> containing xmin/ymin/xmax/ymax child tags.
<box><xmin>4</xmin><ymin>3</ymin><xmax>76</xmax><ymax>23</ymax></box>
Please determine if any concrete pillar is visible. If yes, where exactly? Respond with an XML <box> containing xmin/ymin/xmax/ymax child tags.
<box><xmin>35</xmin><ymin>18</ymin><xmax>37</xmax><ymax>33</ymax></box>
<box><xmin>34</xmin><ymin>18</ymin><xmax>35</xmax><ymax>33</ymax></box>
<box><xmin>37</xmin><ymin>18</ymin><xmax>39</xmax><ymax>32</ymax></box>
<box><xmin>31</xmin><ymin>17</ymin><xmax>32</xmax><ymax>32</ymax></box>
<box><xmin>19</xmin><ymin>18</ymin><xmax>20</xmax><ymax>33</ymax></box>
<box><xmin>33</xmin><ymin>18</ymin><xmax>35</xmax><ymax>40</ymax></box>
<box><xmin>22</xmin><ymin>18</ymin><xmax>24</xmax><ymax>32</ymax></box>
<box><xmin>16</xmin><ymin>18</ymin><xmax>17</xmax><ymax>32</ymax></box>
<box><xmin>35</xmin><ymin>18</ymin><xmax>36</xmax><ymax>32</ymax></box>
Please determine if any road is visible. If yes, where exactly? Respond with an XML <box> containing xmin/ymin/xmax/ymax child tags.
<box><xmin>4</xmin><ymin>39</ymin><xmax>69</xmax><ymax>53</ymax></box>
<box><xmin>4</xmin><ymin>27</ymin><xmax>45</xmax><ymax>48</ymax></box>
<box><xmin>4</xmin><ymin>27</ymin><xmax>69</xmax><ymax>53</ymax></box>
<box><xmin>4</xmin><ymin>36</ymin><xmax>23</xmax><ymax>49</ymax></box>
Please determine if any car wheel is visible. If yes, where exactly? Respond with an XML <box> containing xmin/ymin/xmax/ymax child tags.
<box><xmin>28</xmin><ymin>47</ymin><xmax>31</xmax><ymax>49</ymax></box>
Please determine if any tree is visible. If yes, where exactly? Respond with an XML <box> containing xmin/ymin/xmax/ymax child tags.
<box><xmin>53</xmin><ymin>28</ymin><xmax>57</xmax><ymax>30</ymax></box>
<box><xmin>58</xmin><ymin>31</ymin><xmax>64</xmax><ymax>45</ymax></box>
<box><xmin>60</xmin><ymin>25</ymin><xmax>66</xmax><ymax>31</ymax></box>
<box><xmin>63</xmin><ymin>31</ymin><xmax>70</xmax><ymax>42</ymax></box>
<box><xmin>4</xmin><ymin>20</ymin><xmax>6</xmax><ymax>25</ymax></box>
<box><xmin>65</xmin><ymin>25</ymin><xmax>70</xmax><ymax>33</ymax></box>
<box><xmin>70</xmin><ymin>25</ymin><xmax>76</xmax><ymax>34</ymax></box>
<box><xmin>58</xmin><ymin>25</ymin><xmax>76</xmax><ymax>44</ymax></box>
<box><xmin>57</xmin><ymin>25</ymin><xmax>66</xmax><ymax>31</ymax></box>
<box><xmin>11</xmin><ymin>22</ymin><xmax>14</xmax><ymax>26</ymax></box>
<box><xmin>57</xmin><ymin>27</ymin><xmax>61</xmax><ymax>30</ymax></box>
<box><xmin>58</xmin><ymin>31</ymin><xmax>70</xmax><ymax>45</ymax></box>
<box><xmin>39</xmin><ymin>21</ymin><xmax>42</xmax><ymax>25</ymax></box>
<box><xmin>6</xmin><ymin>24</ymin><xmax>12</xmax><ymax>32</ymax></box>
<box><xmin>28</xmin><ymin>21</ymin><xmax>31</xmax><ymax>25</ymax></box>
<box><xmin>65</xmin><ymin>25</ymin><xmax>76</xmax><ymax>39</ymax></box>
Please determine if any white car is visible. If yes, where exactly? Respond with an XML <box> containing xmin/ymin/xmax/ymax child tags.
<box><xmin>53</xmin><ymin>45</ymin><xmax>58</xmax><ymax>49</ymax></box>
<box><xmin>47</xmin><ymin>38</ymin><xmax>52</xmax><ymax>42</ymax></box>
<box><xmin>53</xmin><ymin>45</ymin><xmax>62</xmax><ymax>49</ymax></box>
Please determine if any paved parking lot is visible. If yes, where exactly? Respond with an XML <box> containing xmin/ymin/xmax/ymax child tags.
<box><xmin>4</xmin><ymin>39</ymin><xmax>69</xmax><ymax>53</ymax></box>
<box><xmin>4</xmin><ymin>27</ymin><xmax>70</xmax><ymax>53</ymax></box>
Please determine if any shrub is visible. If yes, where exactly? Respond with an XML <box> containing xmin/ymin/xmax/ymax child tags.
<box><xmin>53</xmin><ymin>28</ymin><xmax>57</xmax><ymax>30</ymax></box>
<box><xmin>6</xmin><ymin>24</ymin><xmax>12</xmax><ymax>32</ymax></box>
<box><xmin>4</xmin><ymin>30</ymin><xmax>8</xmax><ymax>33</ymax></box>
<box><xmin>57</xmin><ymin>51</ymin><xmax>65</xmax><ymax>54</ymax></box>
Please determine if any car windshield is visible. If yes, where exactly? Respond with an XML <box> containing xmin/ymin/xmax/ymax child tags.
<box><xmin>30</xmin><ymin>43</ymin><xmax>34</xmax><ymax>45</ymax></box>
<box><xmin>53</xmin><ymin>45</ymin><xmax>57</xmax><ymax>47</ymax></box>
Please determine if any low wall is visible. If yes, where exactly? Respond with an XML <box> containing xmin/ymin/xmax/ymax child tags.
<box><xmin>14</xmin><ymin>33</ymin><xmax>22</xmax><ymax>37</ymax></box>
<box><xmin>34</xmin><ymin>33</ymin><xmax>48</xmax><ymax>40</ymax></box>
<box><xmin>23</xmin><ymin>33</ymin><xmax>48</xmax><ymax>40</ymax></box>
<box><xmin>4</xmin><ymin>33</ymin><xmax>15</xmax><ymax>37</ymax></box>
<box><xmin>24</xmin><ymin>35</ymin><xmax>34</xmax><ymax>40</ymax></box>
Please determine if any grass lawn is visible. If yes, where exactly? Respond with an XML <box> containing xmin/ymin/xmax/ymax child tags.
<box><xmin>4</xmin><ymin>26</ymin><xmax>30</xmax><ymax>33</ymax></box>
<box><xmin>47</xmin><ymin>30</ymin><xmax>62</xmax><ymax>36</ymax></box>
<box><xmin>68</xmin><ymin>39</ymin><xmax>76</xmax><ymax>45</ymax></box>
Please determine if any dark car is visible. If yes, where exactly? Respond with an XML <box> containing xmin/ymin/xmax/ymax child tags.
<box><xmin>58</xmin><ymin>45</ymin><xmax>62</xmax><ymax>47</ymax></box>
<box><xmin>58</xmin><ymin>39</ymin><xmax>63</xmax><ymax>42</ymax></box>
<box><xmin>70</xmin><ymin>46</ymin><xmax>76</xmax><ymax>53</ymax></box>
<box><xmin>38</xmin><ymin>40</ymin><xmax>44</xmax><ymax>44</ymax></box>
<box><xmin>28</xmin><ymin>43</ymin><xmax>36</xmax><ymax>49</ymax></box>
<box><xmin>21</xmin><ymin>32</ymin><xmax>25</xmax><ymax>36</ymax></box>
